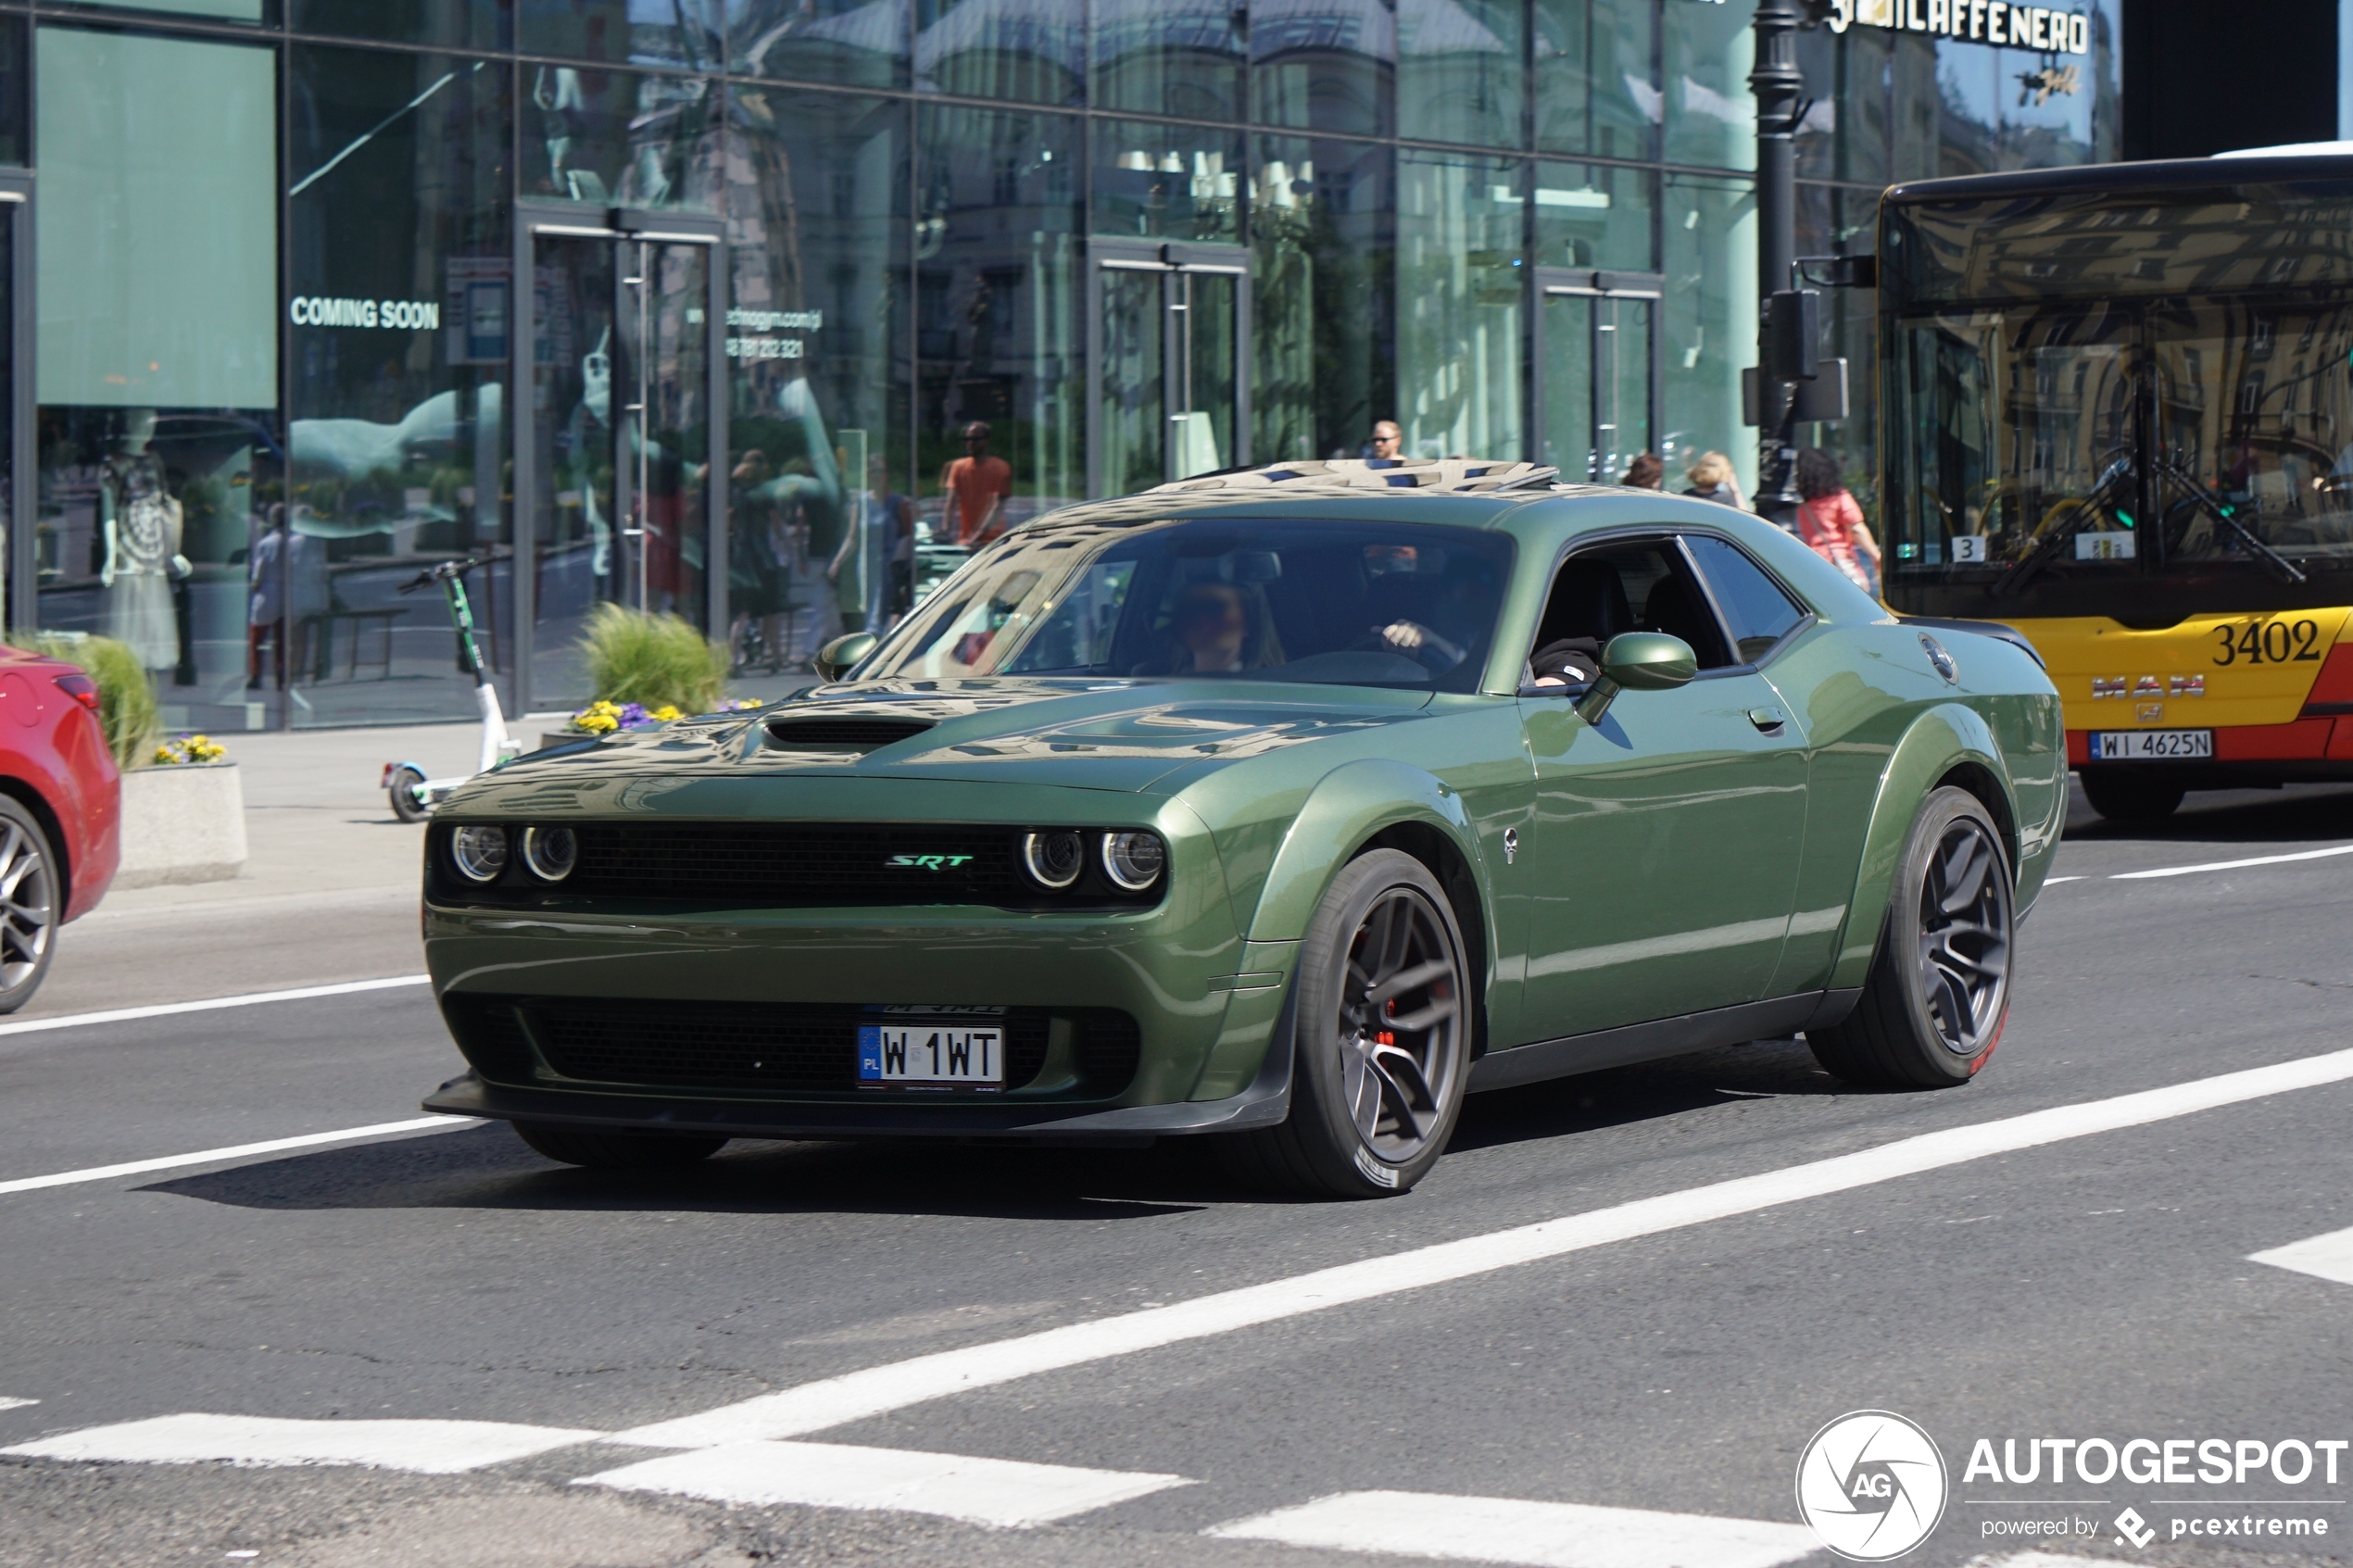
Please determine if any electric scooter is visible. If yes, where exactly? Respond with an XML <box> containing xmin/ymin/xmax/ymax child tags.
<box><xmin>382</xmin><ymin>557</ymin><xmax>520</xmax><ymax>822</ymax></box>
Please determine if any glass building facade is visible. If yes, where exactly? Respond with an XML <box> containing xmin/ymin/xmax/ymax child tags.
<box><xmin>0</xmin><ymin>0</ymin><xmax>2120</xmax><ymax>730</ymax></box>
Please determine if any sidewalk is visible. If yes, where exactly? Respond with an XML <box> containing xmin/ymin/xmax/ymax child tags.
<box><xmin>25</xmin><ymin>723</ymin><xmax>484</xmax><ymax>1020</ymax></box>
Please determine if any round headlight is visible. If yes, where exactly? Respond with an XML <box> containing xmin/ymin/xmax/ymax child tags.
<box><xmin>1101</xmin><ymin>831</ymin><xmax>1164</xmax><ymax>892</ymax></box>
<box><xmin>1021</xmin><ymin>830</ymin><xmax>1085</xmax><ymax>890</ymax></box>
<box><xmin>521</xmin><ymin>825</ymin><xmax>578</xmax><ymax>883</ymax></box>
<box><xmin>449</xmin><ymin>823</ymin><xmax>509</xmax><ymax>884</ymax></box>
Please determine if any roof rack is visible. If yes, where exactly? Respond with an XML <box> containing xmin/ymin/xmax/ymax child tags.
<box><xmin>1147</xmin><ymin>458</ymin><xmax>1559</xmax><ymax>495</ymax></box>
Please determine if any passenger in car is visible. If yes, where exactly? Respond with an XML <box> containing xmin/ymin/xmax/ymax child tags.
<box><xmin>1136</xmin><ymin>582</ymin><xmax>1288</xmax><ymax>675</ymax></box>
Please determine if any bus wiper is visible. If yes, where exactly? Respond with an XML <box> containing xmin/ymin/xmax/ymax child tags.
<box><xmin>2147</xmin><ymin>457</ymin><xmax>2309</xmax><ymax>585</ymax></box>
<box><xmin>1994</xmin><ymin>455</ymin><xmax>2135</xmax><ymax>597</ymax></box>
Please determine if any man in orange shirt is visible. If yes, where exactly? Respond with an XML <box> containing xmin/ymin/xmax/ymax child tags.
<box><xmin>942</xmin><ymin>421</ymin><xmax>1013</xmax><ymax>547</ymax></box>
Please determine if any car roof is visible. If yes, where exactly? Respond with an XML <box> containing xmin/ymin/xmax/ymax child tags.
<box><xmin>1016</xmin><ymin>476</ymin><xmax>1759</xmax><ymax>539</ymax></box>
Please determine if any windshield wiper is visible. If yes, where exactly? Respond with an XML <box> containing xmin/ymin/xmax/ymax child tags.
<box><xmin>1994</xmin><ymin>454</ymin><xmax>2136</xmax><ymax>597</ymax></box>
<box><xmin>2147</xmin><ymin>457</ymin><xmax>2309</xmax><ymax>585</ymax></box>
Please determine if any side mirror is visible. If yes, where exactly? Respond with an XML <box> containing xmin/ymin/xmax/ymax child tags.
<box><xmin>815</xmin><ymin>631</ymin><xmax>878</xmax><ymax>682</ymax></box>
<box><xmin>1576</xmin><ymin>632</ymin><xmax>1697</xmax><ymax>725</ymax></box>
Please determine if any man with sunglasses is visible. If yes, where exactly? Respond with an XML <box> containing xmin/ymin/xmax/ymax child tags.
<box><xmin>942</xmin><ymin>420</ymin><xmax>1013</xmax><ymax>547</ymax></box>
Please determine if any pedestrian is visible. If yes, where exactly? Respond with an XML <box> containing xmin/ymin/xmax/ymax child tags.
<box><xmin>1794</xmin><ymin>447</ymin><xmax>1882</xmax><ymax>595</ymax></box>
<box><xmin>829</xmin><ymin>456</ymin><xmax>915</xmax><ymax>633</ymax></box>
<box><xmin>1620</xmin><ymin>452</ymin><xmax>1664</xmax><ymax>489</ymax></box>
<box><xmin>245</xmin><ymin>503</ymin><xmax>288</xmax><ymax>690</ymax></box>
<box><xmin>1680</xmin><ymin>451</ymin><xmax>1744</xmax><ymax>509</ymax></box>
<box><xmin>941</xmin><ymin>421</ymin><xmax>1013</xmax><ymax>548</ymax></box>
<box><xmin>1365</xmin><ymin>420</ymin><xmax>1403</xmax><ymax>463</ymax></box>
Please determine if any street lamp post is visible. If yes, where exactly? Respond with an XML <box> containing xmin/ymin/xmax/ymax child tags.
<box><xmin>1750</xmin><ymin>0</ymin><xmax>1808</xmax><ymax>525</ymax></box>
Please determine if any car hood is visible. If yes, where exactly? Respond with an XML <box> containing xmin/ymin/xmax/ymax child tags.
<box><xmin>493</xmin><ymin>678</ymin><xmax>1440</xmax><ymax>796</ymax></box>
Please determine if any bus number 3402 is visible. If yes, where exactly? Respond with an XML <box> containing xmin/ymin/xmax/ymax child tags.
<box><xmin>2213</xmin><ymin>619</ymin><xmax>2323</xmax><ymax>665</ymax></box>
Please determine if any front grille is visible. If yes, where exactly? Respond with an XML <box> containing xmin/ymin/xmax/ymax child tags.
<box><xmin>765</xmin><ymin>716</ymin><xmax>936</xmax><ymax>750</ymax></box>
<box><xmin>566</xmin><ymin>822</ymin><xmax>1026</xmax><ymax>904</ymax></box>
<box><xmin>443</xmin><ymin>995</ymin><xmax>1142</xmax><ymax>1098</ymax></box>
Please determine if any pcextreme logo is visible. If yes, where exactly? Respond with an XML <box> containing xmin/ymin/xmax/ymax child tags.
<box><xmin>887</xmin><ymin>854</ymin><xmax>975</xmax><ymax>870</ymax></box>
<box><xmin>1796</xmin><ymin>1411</ymin><xmax>1951</xmax><ymax>1561</ymax></box>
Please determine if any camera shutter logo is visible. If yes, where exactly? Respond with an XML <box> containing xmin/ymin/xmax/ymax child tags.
<box><xmin>1795</xmin><ymin>1411</ymin><xmax>1949</xmax><ymax>1560</ymax></box>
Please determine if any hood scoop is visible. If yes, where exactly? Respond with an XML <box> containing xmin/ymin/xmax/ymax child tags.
<box><xmin>764</xmin><ymin>714</ymin><xmax>937</xmax><ymax>753</ymax></box>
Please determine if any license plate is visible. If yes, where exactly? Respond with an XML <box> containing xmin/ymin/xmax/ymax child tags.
<box><xmin>2092</xmin><ymin>729</ymin><xmax>2213</xmax><ymax>760</ymax></box>
<box><xmin>857</xmin><ymin>1014</ymin><xmax>1005</xmax><ymax>1089</ymax></box>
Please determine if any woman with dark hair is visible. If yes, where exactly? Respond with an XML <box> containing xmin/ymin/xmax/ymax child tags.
<box><xmin>1620</xmin><ymin>452</ymin><xmax>1665</xmax><ymax>489</ymax></box>
<box><xmin>1794</xmin><ymin>447</ymin><xmax>1881</xmax><ymax>594</ymax></box>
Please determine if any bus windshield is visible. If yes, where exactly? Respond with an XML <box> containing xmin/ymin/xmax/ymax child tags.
<box><xmin>1882</xmin><ymin>180</ymin><xmax>2353</xmax><ymax>623</ymax></box>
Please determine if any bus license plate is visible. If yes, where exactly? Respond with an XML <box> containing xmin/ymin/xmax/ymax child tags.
<box><xmin>2092</xmin><ymin>729</ymin><xmax>2213</xmax><ymax>760</ymax></box>
<box><xmin>857</xmin><ymin>1021</ymin><xmax>1004</xmax><ymax>1088</ymax></box>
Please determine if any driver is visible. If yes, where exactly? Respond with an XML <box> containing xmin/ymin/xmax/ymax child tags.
<box><xmin>1370</xmin><ymin>558</ymin><xmax>1498</xmax><ymax>676</ymax></box>
<box><xmin>1143</xmin><ymin>581</ymin><xmax>1287</xmax><ymax>675</ymax></box>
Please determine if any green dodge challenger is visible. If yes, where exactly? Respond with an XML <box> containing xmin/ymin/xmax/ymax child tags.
<box><xmin>421</xmin><ymin>460</ymin><xmax>2064</xmax><ymax>1197</ymax></box>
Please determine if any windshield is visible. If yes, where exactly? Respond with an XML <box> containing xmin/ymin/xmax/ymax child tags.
<box><xmin>1883</xmin><ymin>295</ymin><xmax>2353</xmax><ymax>620</ymax></box>
<box><xmin>862</xmin><ymin>517</ymin><xmax>1516</xmax><ymax>692</ymax></box>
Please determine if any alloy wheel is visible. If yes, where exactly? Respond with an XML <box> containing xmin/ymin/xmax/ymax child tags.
<box><xmin>1335</xmin><ymin>886</ymin><xmax>1464</xmax><ymax>1162</ymax></box>
<box><xmin>0</xmin><ymin>818</ymin><xmax>53</xmax><ymax>994</ymax></box>
<box><xmin>1915</xmin><ymin>818</ymin><xmax>2009</xmax><ymax>1058</ymax></box>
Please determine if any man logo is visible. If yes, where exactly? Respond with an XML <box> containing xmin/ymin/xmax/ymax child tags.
<box><xmin>1795</xmin><ymin>1410</ymin><xmax>1949</xmax><ymax>1561</ymax></box>
<box><xmin>887</xmin><ymin>854</ymin><xmax>975</xmax><ymax>871</ymax></box>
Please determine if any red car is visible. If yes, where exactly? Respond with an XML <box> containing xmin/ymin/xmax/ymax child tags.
<box><xmin>0</xmin><ymin>646</ymin><xmax>120</xmax><ymax>1011</ymax></box>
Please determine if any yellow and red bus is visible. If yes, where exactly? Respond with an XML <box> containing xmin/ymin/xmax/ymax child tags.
<box><xmin>1879</xmin><ymin>152</ymin><xmax>2353</xmax><ymax>821</ymax></box>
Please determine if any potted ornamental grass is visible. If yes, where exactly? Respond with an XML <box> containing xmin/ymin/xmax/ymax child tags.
<box><xmin>545</xmin><ymin>604</ymin><xmax>739</xmax><ymax>748</ymax></box>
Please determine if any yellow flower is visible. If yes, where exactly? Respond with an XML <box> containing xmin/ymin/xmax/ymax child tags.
<box><xmin>650</xmin><ymin>705</ymin><xmax>681</xmax><ymax>721</ymax></box>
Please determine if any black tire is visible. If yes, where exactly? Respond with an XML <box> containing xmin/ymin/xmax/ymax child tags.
<box><xmin>387</xmin><ymin>764</ymin><xmax>432</xmax><ymax>823</ymax></box>
<box><xmin>511</xmin><ymin>1121</ymin><xmax>729</xmax><ymax>1168</ymax></box>
<box><xmin>0</xmin><ymin>798</ymin><xmax>58</xmax><ymax>1016</ymax></box>
<box><xmin>2079</xmin><ymin>769</ymin><xmax>2183</xmax><ymax>824</ymax></box>
<box><xmin>1217</xmin><ymin>849</ymin><xmax>1472</xmax><ymax>1198</ymax></box>
<box><xmin>1809</xmin><ymin>786</ymin><xmax>2014</xmax><ymax>1089</ymax></box>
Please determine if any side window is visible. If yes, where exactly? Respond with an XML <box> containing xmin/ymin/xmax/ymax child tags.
<box><xmin>1532</xmin><ymin>538</ymin><xmax>1735</xmax><ymax>671</ymax></box>
<box><xmin>1684</xmin><ymin>534</ymin><xmax>1806</xmax><ymax>664</ymax></box>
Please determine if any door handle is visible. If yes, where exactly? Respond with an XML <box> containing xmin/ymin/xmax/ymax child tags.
<box><xmin>1747</xmin><ymin>707</ymin><xmax>1787</xmax><ymax>733</ymax></box>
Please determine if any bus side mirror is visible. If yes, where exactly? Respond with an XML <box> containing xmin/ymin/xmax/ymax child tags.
<box><xmin>817</xmin><ymin>632</ymin><xmax>878</xmax><ymax>681</ymax></box>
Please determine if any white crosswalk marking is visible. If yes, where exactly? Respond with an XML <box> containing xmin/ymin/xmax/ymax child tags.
<box><xmin>0</xmin><ymin>1413</ymin><xmax>601</xmax><ymax>1474</ymax></box>
<box><xmin>580</xmin><ymin>1438</ymin><xmax>1192</xmax><ymax>1527</ymax></box>
<box><xmin>0</xmin><ymin>1397</ymin><xmax>38</xmax><ymax>1411</ymax></box>
<box><xmin>1979</xmin><ymin>1556</ymin><xmax>2132</xmax><ymax>1568</ymax></box>
<box><xmin>1203</xmin><ymin>1490</ymin><xmax>1821</xmax><ymax>1568</ymax></box>
<box><xmin>2250</xmin><ymin>1223</ymin><xmax>2353</xmax><ymax>1285</ymax></box>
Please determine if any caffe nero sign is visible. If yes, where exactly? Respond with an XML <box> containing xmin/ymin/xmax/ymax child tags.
<box><xmin>1830</xmin><ymin>0</ymin><xmax>2092</xmax><ymax>54</ymax></box>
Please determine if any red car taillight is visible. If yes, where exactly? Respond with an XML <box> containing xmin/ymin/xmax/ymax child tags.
<box><xmin>52</xmin><ymin>673</ymin><xmax>99</xmax><ymax>712</ymax></box>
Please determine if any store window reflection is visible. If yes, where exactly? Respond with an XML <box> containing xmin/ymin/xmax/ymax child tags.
<box><xmin>1795</xmin><ymin>23</ymin><xmax>1890</xmax><ymax>188</ymax></box>
<box><xmin>34</xmin><ymin>27</ymin><xmax>277</xmax><ymax>732</ymax></box>
<box><xmin>1252</xmin><ymin>0</ymin><xmax>1394</xmax><ymax>137</ymax></box>
<box><xmin>292</xmin><ymin>0</ymin><xmax>513</xmax><ymax>51</ymax></box>
<box><xmin>1093</xmin><ymin>0</ymin><xmax>1241</xmax><ymax>119</ymax></box>
<box><xmin>1662</xmin><ymin>172</ymin><xmax>1756</xmax><ymax>495</ymax></box>
<box><xmin>1400</xmin><ymin>0</ymin><xmax>1522</xmax><ymax>150</ymax></box>
<box><xmin>917</xmin><ymin>0</ymin><xmax>1084</xmax><ymax>106</ymax></box>
<box><xmin>726</xmin><ymin>89</ymin><xmax>908</xmax><ymax>686</ymax></box>
<box><xmin>729</xmin><ymin>0</ymin><xmax>911</xmax><ymax>89</ymax></box>
<box><xmin>1253</xmin><ymin>137</ymin><xmax>1392</xmax><ymax>464</ymax></box>
<box><xmin>1533</xmin><ymin>0</ymin><xmax>1655</xmax><ymax>161</ymax></box>
<box><xmin>523</xmin><ymin>65</ymin><xmax>722</xmax><ymax>208</ymax></box>
<box><xmin>518</xmin><ymin>0</ymin><xmax>724</xmax><ymax>70</ymax></box>
<box><xmin>1093</xmin><ymin>119</ymin><xmax>1240</xmax><ymax>242</ymax></box>
<box><xmin>1398</xmin><ymin>153</ymin><xmax>1520</xmax><ymax>463</ymax></box>
<box><xmin>1662</xmin><ymin>0</ymin><xmax>1754</xmax><ymax>172</ymax></box>
<box><xmin>915</xmin><ymin>107</ymin><xmax>1081</xmax><ymax>544</ymax></box>
<box><xmin>288</xmin><ymin>46</ymin><xmax>513</xmax><ymax>728</ymax></box>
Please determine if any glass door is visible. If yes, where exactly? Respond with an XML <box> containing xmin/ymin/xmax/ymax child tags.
<box><xmin>1090</xmin><ymin>244</ymin><xmax>1249</xmax><ymax>495</ymax></box>
<box><xmin>1532</xmin><ymin>270</ymin><xmax>1659</xmax><ymax>483</ymax></box>
<box><xmin>522</xmin><ymin>218</ymin><xmax>718</xmax><ymax>709</ymax></box>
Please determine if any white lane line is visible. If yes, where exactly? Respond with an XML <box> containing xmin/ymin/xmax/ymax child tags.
<box><xmin>1982</xmin><ymin>1556</ymin><xmax>2131</xmax><ymax>1568</ymax></box>
<box><xmin>0</xmin><ymin>973</ymin><xmax>430</xmax><ymax>1038</ymax></box>
<box><xmin>0</xmin><ymin>1116</ymin><xmax>473</xmax><ymax>1198</ymax></box>
<box><xmin>610</xmin><ymin>1044</ymin><xmax>2353</xmax><ymax>1450</ymax></box>
<box><xmin>581</xmin><ymin>1439</ymin><xmax>1192</xmax><ymax>1528</ymax></box>
<box><xmin>0</xmin><ymin>1398</ymin><xmax>37</xmax><ymax>1411</ymax></box>
<box><xmin>2250</xmin><ymin>1223</ymin><xmax>2353</xmax><ymax>1286</ymax></box>
<box><xmin>2111</xmin><ymin>844</ymin><xmax>2353</xmax><ymax>881</ymax></box>
<box><xmin>2041</xmin><ymin>875</ymin><xmax>2085</xmax><ymax>884</ymax></box>
<box><xmin>1</xmin><ymin>1413</ymin><xmax>599</xmax><ymax>1474</ymax></box>
<box><xmin>1203</xmin><ymin>1490</ymin><xmax>1818</xmax><ymax>1568</ymax></box>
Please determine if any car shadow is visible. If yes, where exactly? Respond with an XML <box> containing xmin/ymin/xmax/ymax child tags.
<box><xmin>149</xmin><ymin>1040</ymin><xmax>1864</xmax><ymax>1215</ymax></box>
<box><xmin>2062</xmin><ymin>780</ymin><xmax>2353</xmax><ymax>846</ymax></box>
<box><xmin>145</xmin><ymin>1122</ymin><xmax>1220</xmax><ymax>1220</ymax></box>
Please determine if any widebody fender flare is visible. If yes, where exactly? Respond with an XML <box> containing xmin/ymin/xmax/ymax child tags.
<box><xmin>1829</xmin><ymin>703</ymin><xmax>2021</xmax><ymax>992</ymax></box>
<box><xmin>1241</xmin><ymin>758</ymin><xmax>1497</xmax><ymax>964</ymax></box>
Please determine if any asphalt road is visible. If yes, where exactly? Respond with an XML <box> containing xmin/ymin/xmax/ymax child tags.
<box><xmin>4</xmin><ymin>784</ymin><xmax>2353</xmax><ymax>1568</ymax></box>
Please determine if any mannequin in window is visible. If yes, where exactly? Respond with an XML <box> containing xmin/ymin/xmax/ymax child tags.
<box><xmin>100</xmin><ymin>409</ymin><xmax>188</xmax><ymax>675</ymax></box>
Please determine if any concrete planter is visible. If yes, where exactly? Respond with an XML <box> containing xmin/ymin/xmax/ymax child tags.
<box><xmin>115</xmin><ymin>761</ymin><xmax>248</xmax><ymax>889</ymax></box>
